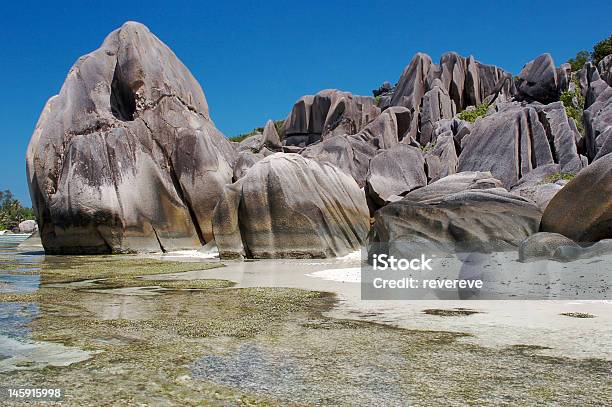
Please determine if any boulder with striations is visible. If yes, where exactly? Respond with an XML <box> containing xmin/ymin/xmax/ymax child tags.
<box><xmin>212</xmin><ymin>153</ymin><xmax>370</xmax><ymax>259</ymax></box>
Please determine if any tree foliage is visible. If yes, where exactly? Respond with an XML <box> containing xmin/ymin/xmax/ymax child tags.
<box><xmin>592</xmin><ymin>34</ymin><xmax>612</xmax><ymax>66</ymax></box>
<box><xmin>0</xmin><ymin>190</ymin><xmax>35</xmax><ymax>231</ymax></box>
<box><xmin>567</xmin><ymin>50</ymin><xmax>590</xmax><ymax>71</ymax></box>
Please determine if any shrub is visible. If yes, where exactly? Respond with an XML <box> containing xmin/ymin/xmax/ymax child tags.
<box><xmin>592</xmin><ymin>34</ymin><xmax>612</xmax><ymax>66</ymax></box>
<box><xmin>560</xmin><ymin>77</ymin><xmax>585</xmax><ymax>136</ymax></box>
<box><xmin>544</xmin><ymin>172</ymin><xmax>575</xmax><ymax>183</ymax></box>
<box><xmin>458</xmin><ymin>103</ymin><xmax>489</xmax><ymax>123</ymax></box>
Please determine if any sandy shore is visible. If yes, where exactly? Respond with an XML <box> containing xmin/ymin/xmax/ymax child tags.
<box><xmin>149</xmin><ymin>250</ymin><xmax>612</xmax><ymax>361</ymax></box>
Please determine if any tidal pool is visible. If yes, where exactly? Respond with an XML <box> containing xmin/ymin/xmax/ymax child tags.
<box><xmin>0</xmin><ymin>248</ymin><xmax>610</xmax><ymax>406</ymax></box>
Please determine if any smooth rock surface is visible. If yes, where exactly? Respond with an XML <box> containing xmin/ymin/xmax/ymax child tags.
<box><xmin>541</xmin><ymin>153</ymin><xmax>612</xmax><ymax>242</ymax></box>
<box><xmin>517</xmin><ymin>53</ymin><xmax>559</xmax><ymax>103</ymax></box>
<box><xmin>283</xmin><ymin>89</ymin><xmax>380</xmax><ymax>145</ymax></box>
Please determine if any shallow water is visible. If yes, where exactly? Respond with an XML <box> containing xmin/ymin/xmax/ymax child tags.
<box><xmin>0</xmin><ymin>246</ymin><xmax>610</xmax><ymax>406</ymax></box>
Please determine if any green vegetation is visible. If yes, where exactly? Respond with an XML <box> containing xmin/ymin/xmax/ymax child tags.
<box><xmin>560</xmin><ymin>71</ymin><xmax>585</xmax><ymax>135</ymax></box>
<box><xmin>567</xmin><ymin>50</ymin><xmax>590</xmax><ymax>71</ymax></box>
<box><xmin>592</xmin><ymin>34</ymin><xmax>612</xmax><ymax>66</ymax></box>
<box><xmin>420</xmin><ymin>142</ymin><xmax>436</xmax><ymax>153</ymax></box>
<box><xmin>229</xmin><ymin>120</ymin><xmax>286</xmax><ymax>142</ymax></box>
<box><xmin>374</xmin><ymin>95</ymin><xmax>382</xmax><ymax>105</ymax></box>
<box><xmin>544</xmin><ymin>172</ymin><xmax>576</xmax><ymax>183</ymax></box>
<box><xmin>0</xmin><ymin>189</ymin><xmax>35</xmax><ymax>230</ymax></box>
<box><xmin>458</xmin><ymin>103</ymin><xmax>489</xmax><ymax>123</ymax></box>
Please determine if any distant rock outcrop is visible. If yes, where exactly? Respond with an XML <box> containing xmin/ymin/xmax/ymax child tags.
<box><xmin>283</xmin><ymin>89</ymin><xmax>380</xmax><ymax>146</ymax></box>
<box><xmin>26</xmin><ymin>22</ymin><xmax>235</xmax><ymax>254</ymax></box>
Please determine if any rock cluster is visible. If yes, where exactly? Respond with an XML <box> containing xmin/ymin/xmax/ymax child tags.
<box><xmin>26</xmin><ymin>21</ymin><xmax>612</xmax><ymax>258</ymax></box>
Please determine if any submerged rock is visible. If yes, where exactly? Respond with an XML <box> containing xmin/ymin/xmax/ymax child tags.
<box><xmin>518</xmin><ymin>232</ymin><xmax>579</xmax><ymax>262</ymax></box>
<box><xmin>26</xmin><ymin>22</ymin><xmax>235</xmax><ymax>254</ymax></box>
<box><xmin>212</xmin><ymin>154</ymin><xmax>370</xmax><ymax>259</ymax></box>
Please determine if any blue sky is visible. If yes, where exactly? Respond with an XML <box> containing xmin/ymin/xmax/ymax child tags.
<box><xmin>1</xmin><ymin>0</ymin><xmax>611</xmax><ymax>205</ymax></box>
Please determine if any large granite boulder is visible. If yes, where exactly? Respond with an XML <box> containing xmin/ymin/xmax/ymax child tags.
<box><xmin>26</xmin><ymin>22</ymin><xmax>235</xmax><ymax>254</ymax></box>
<box><xmin>402</xmin><ymin>171</ymin><xmax>503</xmax><ymax>204</ymax></box>
<box><xmin>283</xmin><ymin>89</ymin><xmax>380</xmax><ymax>146</ymax></box>
<box><xmin>366</xmin><ymin>145</ymin><xmax>427</xmax><ymax>206</ymax></box>
<box><xmin>533</xmin><ymin>102</ymin><xmax>584</xmax><ymax>172</ymax></box>
<box><xmin>390</xmin><ymin>53</ymin><xmax>433</xmax><ymax>110</ymax></box>
<box><xmin>301</xmin><ymin>107</ymin><xmax>412</xmax><ymax>187</ymax></box>
<box><xmin>260</xmin><ymin>119</ymin><xmax>283</xmax><ymax>151</ymax></box>
<box><xmin>386</xmin><ymin>52</ymin><xmax>514</xmax><ymax>144</ymax></box>
<box><xmin>369</xmin><ymin>187</ymin><xmax>542</xmax><ymax>253</ymax></box>
<box><xmin>598</xmin><ymin>54</ymin><xmax>612</xmax><ymax>87</ymax></box>
<box><xmin>516</xmin><ymin>53</ymin><xmax>560</xmax><ymax>104</ymax></box>
<box><xmin>212</xmin><ymin>153</ymin><xmax>370</xmax><ymax>259</ymax></box>
<box><xmin>541</xmin><ymin>153</ymin><xmax>612</xmax><ymax>242</ymax></box>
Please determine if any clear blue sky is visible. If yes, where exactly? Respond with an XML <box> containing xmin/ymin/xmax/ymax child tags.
<box><xmin>1</xmin><ymin>0</ymin><xmax>611</xmax><ymax>205</ymax></box>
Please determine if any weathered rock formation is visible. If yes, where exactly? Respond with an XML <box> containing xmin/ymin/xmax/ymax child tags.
<box><xmin>516</xmin><ymin>54</ymin><xmax>565</xmax><ymax>104</ymax></box>
<box><xmin>283</xmin><ymin>90</ymin><xmax>380</xmax><ymax>146</ymax></box>
<box><xmin>212</xmin><ymin>154</ymin><xmax>370</xmax><ymax>259</ymax></box>
<box><xmin>26</xmin><ymin>22</ymin><xmax>235</xmax><ymax>254</ymax></box>
<box><xmin>457</xmin><ymin>103</ymin><xmax>584</xmax><ymax>188</ymax></box>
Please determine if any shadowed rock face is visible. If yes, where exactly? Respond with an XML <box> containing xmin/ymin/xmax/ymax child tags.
<box><xmin>283</xmin><ymin>90</ymin><xmax>380</xmax><ymax>146</ymax></box>
<box><xmin>516</xmin><ymin>54</ymin><xmax>561</xmax><ymax>104</ymax></box>
<box><xmin>212</xmin><ymin>154</ymin><xmax>370</xmax><ymax>259</ymax></box>
<box><xmin>541</xmin><ymin>154</ymin><xmax>612</xmax><ymax>242</ymax></box>
<box><xmin>26</xmin><ymin>22</ymin><xmax>235</xmax><ymax>254</ymax></box>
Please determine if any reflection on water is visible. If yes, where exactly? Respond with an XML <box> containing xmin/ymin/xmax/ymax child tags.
<box><xmin>0</xmin><ymin>245</ymin><xmax>44</xmax><ymax>294</ymax></box>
